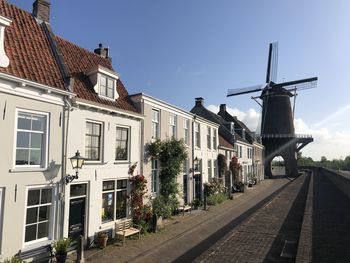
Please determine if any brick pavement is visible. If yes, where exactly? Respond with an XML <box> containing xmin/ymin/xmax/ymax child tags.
<box><xmin>76</xmin><ymin>177</ymin><xmax>290</xmax><ymax>263</ymax></box>
<box><xmin>195</xmin><ymin>173</ymin><xmax>310</xmax><ymax>263</ymax></box>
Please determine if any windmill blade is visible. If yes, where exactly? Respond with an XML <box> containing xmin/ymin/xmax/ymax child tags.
<box><xmin>278</xmin><ymin>77</ymin><xmax>318</xmax><ymax>91</ymax></box>
<box><xmin>227</xmin><ymin>84</ymin><xmax>266</xmax><ymax>97</ymax></box>
<box><xmin>266</xmin><ymin>42</ymin><xmax>278</xmax><ymax>83</ymax></box>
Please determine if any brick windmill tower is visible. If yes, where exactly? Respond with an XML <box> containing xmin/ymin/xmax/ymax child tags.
<box><xmin>227</xmin><ymin>42</ymin><xmax>317</xmax><ymax>178</ymax></box>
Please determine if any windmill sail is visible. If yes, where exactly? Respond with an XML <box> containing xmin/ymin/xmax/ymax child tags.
<box><xmin>278</xmin><ymin>77</ymin><xmax>318</xmax><ymax>92</ymax></box>
<box><xmin>227</xmin><ymin>84</ymin><xmax>266</xmax><ymax>97</ymax></box>
<box><xmin>266</xmin><ymin>42</ymin><xmax>278</xmax><ymax>83</ymax></box>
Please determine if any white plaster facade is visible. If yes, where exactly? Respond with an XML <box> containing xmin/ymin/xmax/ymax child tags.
<box><xmin>0</xmin><ymin>73</ymin><xmax>72</xmax><ymax>260</ymax></box>
<box><xmin>130</xmin><ymin>94</ymin><xmax>219</xmax><ymax>204</ymax></box>
<box><xmin>63</xmin><ymin>99</ymin><xmax>142</xmax><ymax>244</ymax></box>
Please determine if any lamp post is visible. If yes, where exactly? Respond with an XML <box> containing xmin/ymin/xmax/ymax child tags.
<box><xmin>65</xmin><ymin>150</ymin><xmax>86</xmax><ymax>184</ymax></box>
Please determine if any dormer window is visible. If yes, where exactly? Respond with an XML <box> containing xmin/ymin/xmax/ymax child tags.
<box><xmin>86</xmin><ymin>65</ymin><xmax>119</xmax><ymax>101</ymax></box>
<box><xmin>230</xmin><ymin>122</ymin><xmax>234</xmax><ymax>134</ymax></box>
<box><xmin>99</xmin><ymin>74</ymin><xmax>115</xmax><ymax>99</ymax></box>
<box><xmin>0</xmin><ymin>15</ymin><xmax>12</xmax><ymax>68</ymax></box>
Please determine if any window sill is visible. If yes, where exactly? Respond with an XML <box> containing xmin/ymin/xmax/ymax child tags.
<box><xmin>84</xmin><ymin>161</ymin><xmax>107</xmax><ymax>165</ymax></box>
<box><xmin>9</xmin><ymin>167</ymin><xmax>48</xmax><ymax>173</ymax></box>
<box><xmin>114</xmin><ymin>161</ymin><xmax>130</xmax><ymax>165</ymax></box>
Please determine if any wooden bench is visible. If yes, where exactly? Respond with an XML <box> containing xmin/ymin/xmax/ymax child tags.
<box><xmin>115</xmin><ymin>218</ymin><xmax>141</xmax><ymax>247</ymax></box>
<box><xmin>17</xmin><ymin>244</ymin><xmax>53</xmax><ymax>262</ymax></box>
<box><xmin>178</xmin><ymin>204</ymin><xmax>192</xmax><ymax>216</ymax></box>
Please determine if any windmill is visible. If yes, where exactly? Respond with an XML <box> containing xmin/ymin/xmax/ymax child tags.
<box><xmin>227</xmin><ymin>42</ymin><xmax>317</xmax><ymax>178</ymax></box>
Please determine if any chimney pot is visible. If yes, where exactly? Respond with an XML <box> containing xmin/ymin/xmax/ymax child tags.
<box><xmin>94</xmin><ymin>43</ymin><xmax>109</xmax><ymax>59</ymax></box>
<box><xmin>219</xmin><ymin>104</ymin><xmax>226</xmax><ymax>113</ymax></box>
<box><xmin>195</xmin><ymin>97</ymin><xmax>204</xmax><ymax>107</ymax></box>
<box><xmin>33</xmin><ymin>0</ymin><xmax>50</xmax><ymax>23</ymax></box>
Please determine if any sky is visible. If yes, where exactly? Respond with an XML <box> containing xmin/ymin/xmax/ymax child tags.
<box><xmin>9</xmin><ymin>0</ymin><xmax>350</xmax><ymax>161</ymax></box>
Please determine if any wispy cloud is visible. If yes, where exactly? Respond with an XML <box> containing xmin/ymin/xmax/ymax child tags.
<box><xmin>312</xmin><ymin>103</ymin><xmax>350</xmax><ymax>128</ymax></box>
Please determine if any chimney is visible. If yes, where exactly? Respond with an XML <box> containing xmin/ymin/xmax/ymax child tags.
<box><xmin>195</xmin><ymin>97</ymin><xmax>204</xmax><ymax>107</ymax></box>
<box><xmin>219</xmin><ymin>104</ymin><xmax>226</xmax><ymax>114</ymax></box>
<box><xmin>33</xmin><ymin>0</ymin><xmax>50</xmax><ymax>23</ymax></box>
<box><xmin>94</xmin><ymin>43</ymin><xmax>109</xmax><ymax>59</ymax></box>
<box><xmin>242</xmin><ymin>128</ymin><xmax>246</xmax><ymax>140</ymax></box>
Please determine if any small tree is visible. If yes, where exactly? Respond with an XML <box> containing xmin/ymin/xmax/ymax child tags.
<box><xmin>217</xmin><ymin>154</ymin><xmax>227</xmax><ymax>179</ymax></box>
<box><xmin>130</xmin><ymin>175</ymin><xmax>152</xmax><ymax>228</ymax></box>
<box><xmin>229</xmin><ymin>156</ymin><xmax>242</xmax><ymax>184</ymax></box>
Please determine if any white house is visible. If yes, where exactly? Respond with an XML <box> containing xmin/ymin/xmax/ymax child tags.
<box><xmin>0</xmin><ymin>1</ymin><xmax>74</xmax><ymax>260</ymax></box>
<box><xmin>130</xmin><ymin>93</ymin><xmax>219</xmax><ymax>204</ymax></box>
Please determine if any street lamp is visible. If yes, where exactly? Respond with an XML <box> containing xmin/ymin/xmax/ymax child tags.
<box><xmin>190</xmin><ymin>157</ymin><xmax>200</xmax><ymax>173</ymax></box>
<box><xmin>65</xmin><ymin>150</ymin><xmax>86</xmax><ymax>184</ymax></box>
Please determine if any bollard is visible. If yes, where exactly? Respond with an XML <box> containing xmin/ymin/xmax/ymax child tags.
<box><xmin>77</xmin><ymin>235</ymin><xmax>85</xmax><ymax>263</ymax></box>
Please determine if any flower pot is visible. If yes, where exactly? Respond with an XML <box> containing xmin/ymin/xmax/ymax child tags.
<box><xmin>98</xmin><ymin>235</ymin><xmax>108</xmax><ymax>249</ymax></box>
<box><xmin>56</xmin><ymin>253</ymin><xmax>67</xmax><ymax>263</ymax></box>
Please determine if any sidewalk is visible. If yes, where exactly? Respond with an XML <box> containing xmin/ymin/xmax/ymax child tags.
<box><xmin>70</xmin><ymin>178</ymin><xmax>291</xmax><ymax>263</ymax></box>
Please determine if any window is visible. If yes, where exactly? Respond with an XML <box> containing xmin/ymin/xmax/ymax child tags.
<box><xmin>183</xmin><ymin>119</ymin><xmax>189</xmax><ymax>145</ymax></box>
<box><xmin>195</xmin><ymin>123</ymin><xmax>200</xmax><ymax>148</ymax></box>
<box><xmin>16</xmin><ymin>111</ymin><xmax>48</xmax><ymax>167</ymax></box>
<box><xmin>207</xmin><ymin>126</ymin><xmax>211</xmax><ymax>149</ymax></box>
<box><xmin>182</xmin><ymin>159</ymin><xmax>188</xmax><ymax>174</ymax></box>
<box><xmin>99</xmin><ymin>74</ymin><xmax>115</xmax><ymax>99</ymax></box>
<box><xmin>151</xmin><ymin>159</ymin><xmax>158</xmax><ymax>193</ymax></box>
<box><xmin>213</xmin><ymin>129</ymin><xmax>217</xmax><ymax>150</ymax></box>
<box><xmin>213</xmin><ymin>160</ymin><xmax>217</xmax><ymax>178</ymax></box>
<box><xmin>152</xmin><ymin>110</ymin><xmax>160</xmax><ymax>139</ymax></box>
<box><xmin>239</xmin><ymin>146</ymin><xmax>243</xmax><ymax>158</ymax></box>
<box><xmin>25</xmin><ymin>188</ymin><xmax>52</xmax><ymax>243</ymax></box>
<box><xmin>169</xmin><ymin>115</ymin><xmax>176</xmax><ymax>138</ymax></box>
<box><xmin>208</xmin><ymin>160</ymin><xmax>212</xmax><ymax>180</ymax></box>
<box><xmin>115</xmin><ymin>127</ymin><xmax>129</xmax><ymax>161</ymax></box>
<box><xmin>102</xmin><ymin>179</ymin><xmax>128</xmax><ymax>223</ymax></box>
<box><xmin>85</xmin><ymin>122</ymin><xmax>102</xmax><ymax>161</ymax></box>
<box><xmin>230</xmin><ymin>122</ymin><xmax>234</xmax><ymax>134</ymax></box>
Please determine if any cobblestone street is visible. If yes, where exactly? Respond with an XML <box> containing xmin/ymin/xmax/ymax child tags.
<box><xmin>81</xmin><ymin>169</ymin><xmax>350</xmax><ymax>263</ymax></box>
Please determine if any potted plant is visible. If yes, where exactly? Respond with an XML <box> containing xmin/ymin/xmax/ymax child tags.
<box><xmin>191</xmin><ymin>198</ymin><xmax>203</xmax><ymax>210</ymax></box>
<box><xmin>4</xmin><ymin>256</ymin><xmax>23</xmax><ymax>263</ymax></box>
<box><xmin>97</xmin><ymin>231</ymin><xmax>108</xmax><ymax>249</ymax></box>
<box><xmin>53</xmin><ymin>238</ymin><xmax>71</xmax><ymax>263</ymax></box>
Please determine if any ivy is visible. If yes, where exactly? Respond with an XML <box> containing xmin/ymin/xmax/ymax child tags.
<box><xmin>148</xmin><ymin>138</ymin><xmax>187</xmax><ymax>217</ymax></box>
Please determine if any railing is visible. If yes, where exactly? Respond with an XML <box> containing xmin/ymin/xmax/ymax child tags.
<box><xmin>259</xmin><ymin>134</ymin><xmax>313</xmax><ymax>139</ymax></box>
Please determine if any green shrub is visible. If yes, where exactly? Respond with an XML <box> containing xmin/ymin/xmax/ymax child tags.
<box><xmin>152</xmin><ymin>195</ymin><xmax>178</xmax><ymax>218</ymax></box>
<box><xmin>53</xmin><ymin>238</ymin><xmax>71</xmax><ymax>255</ymax></box>
<box><xmin>207</xmin><ymin>193</ymin><xmax>228</xmax><ymax>206</ymax></box>
<box><xmin>191</xmin><ymin>198</ymin><xmax>203</xmax><ymax>208</ymax></box>
<box><xmin>4</xmin><ymin>256</ymin><xmax>23</xmax><ymax>263</ymax></box>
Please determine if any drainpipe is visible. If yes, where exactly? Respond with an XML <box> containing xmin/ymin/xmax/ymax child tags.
<box><xmin>191</xmin><ymin>114</ymin><xmax>196</xmax><ymax>201</ymax></box>
<box><xmin>61</xmin><ymin>96</ymin><xmax>72</xmax><ymax>239</ymax></box>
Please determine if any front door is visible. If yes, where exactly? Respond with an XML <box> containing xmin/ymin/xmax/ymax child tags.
<box><xmin>69</xmin><ymin>197</ymin><xmax>85</xmax><ymax>241</ymax></box>
<box><xmin>194</xmin><ymin>174</ymin><xmax>202</xmax><ymax>200</ymax></box>
<box><xmin>68</xmin><ymin>184</ymin><xmax>87</xmax><ymax>242</ymax></box>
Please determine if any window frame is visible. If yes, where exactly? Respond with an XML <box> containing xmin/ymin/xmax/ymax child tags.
<box><xmin>183</xmin><ymin>119</ymin><xmax>189</xmax><ymax>145</ymax></box>
<box><xmin>98</xmin><ymin>74</ymin><xmax>116</xmax><ymax>99</ymax></box>
<box><xmin>151</xmin><ymin>159</ymin><xmax>159</xmax><ymax>194</ymax></box>
<box><xmin>213</xmin><ymin>129</ymin><xmax>217</xmax><ymax>150</ymax></box>
<box><xmin>14</xmin><ymin>109</ymin><xmax>49</xmax><ymax>169</ymax></box>
<box><xmin>152</xmin><ymin>109</ymin><xmax>160</xmax><ymax>139</ymax></box>
<box><xmin>101</xmin><ymin>179</ymin><xmax>129</xmax><ymax>224</ymax></box>
<box><xmin>85</xmin><ymin>120</ymin><xmax>103</xmax><ymax>162</ymax></box>
<box><xmin>207</xmin><ymin>159</ymin><xmax>212</xmax><ymax>180</ymax></box>
<box><xmin>195</xmin><ymin>123</ymin><xmax>200</xmax><ymax>148</ymax></box>
<box><xmin>23</xmin><ymin>186</ymin><xmax>54</xmax><ymax>246</ymax></box>
<box><xmin>169</xmin><ymin>115</ymin><xmax>177</xmax><ymax>138</ymax></box>
<box><xmin>115</xmin><ymin>126</ymin><xmax>130</xmax><ymax>162</ymax></box>
<box><xmin>207</xmin><ymin>126</ymin><xmax>211</xmax><ymax>149</ymax></box>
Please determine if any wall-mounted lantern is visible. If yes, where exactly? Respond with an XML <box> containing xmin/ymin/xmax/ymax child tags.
<box><xmin>190</xmin><ymin>157</ymin><xmax>200</xmax><ymax>173</ymax></box>
<box><xmin>65</xmin><ymin>150</ymin><xmax>86</xmax><ymax>184</ymax></box>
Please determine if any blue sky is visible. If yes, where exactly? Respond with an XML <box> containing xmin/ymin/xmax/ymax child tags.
<box><xmin>10</xmin><ymin>0</ymin><xmax>350</xmax><ymax>160</ymax></box>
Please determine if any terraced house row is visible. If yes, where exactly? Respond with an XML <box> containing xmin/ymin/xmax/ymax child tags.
<box><xmin>0</xmin><ymin>0</ymin><xmax>264</xmax><ymax>261</ymax></box>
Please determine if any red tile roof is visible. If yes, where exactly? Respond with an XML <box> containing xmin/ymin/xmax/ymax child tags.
<box><xmin>0</xmin><ymin>1</ymin><xmax>65</xmax><ymax>90</ymax></box>
<box><xmin>56</xmin><ymin>36</ymin><xmax>137</xmax><ymax>113</ymax></box>
<box><xmin>0</xmin><ymin>1</ymin><xmax>138</xmax><ymax>113</ymax></box>
<box><xmin>219</xmin><ymin>135</ymin><xmax>234</xmax><ymax>149</ymax></box>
